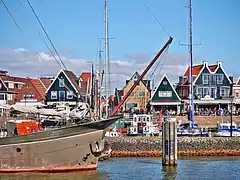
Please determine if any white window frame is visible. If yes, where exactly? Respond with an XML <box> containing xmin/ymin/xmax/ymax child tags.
<box><xmin>203</xmin><ymin>87</ymin><xmax>209</xmax><ymax>97</ymax></box>
<box><xmin>59</xmin><ymin>79</ymin><xmax>65</xmax><ymax>87</ymax></box>
<box><xmin>51</xmin><ymin>91</ymin><xmax>57</xmax><ymax>99</ymax></box>
<box><xmin>67</xmin><ymin>91</ymin><xmax>73</xmax><ymax>99</ymax></box>
<box><xmin>216</xmin><ymin>74</ymin><xmax>223</xmax><ymax>84</ymax></box>
<box><xmin>0</xmin><ymin>83</ymin><xmax>2</xmax><ymax>89</ymax></box>
<box><xmin>202</xmin><ymin>74</ymin><xmax>209</xmax><ymax>84</ymax></box>
<box><xmin>8</xmin><ymin>82</ymin><xmax>14</xmax><ymax>89</ymax></box>
<box><xmin>197</xmin><ymin>87</ymin><xmax>203</xmax><ymax>97</ymax></box>
<box><xmin>220</xmin><ymin>87</ymin><xmax>230</xmax><ymax>97</ymax></box>
<box><xmin>158</xmin><ymin>91</ymin><xmax>172</xmax><ymax>97</ymax></box>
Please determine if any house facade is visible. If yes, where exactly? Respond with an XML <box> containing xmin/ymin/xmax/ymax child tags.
<box><xmin>150</xmin><ymin>74</ymin><xmax>181</xmax><ymax>114</ymax></box>
<box><xmin>123</xmin><ymin>72</ymin><xmax>151</xmax><ymax>111</ymax></box>
<box><xmin>0</xmin><ymin>70</ymin><xmax>46</xmax><ymax>106</ymax></box>
<box><xmin>233</xmin><ymin>77</ymin><xmax>240</xmax><ymax>112</ymax></box>
<box><xmin>177</xmin><ymin>61</ymin><xmax>232</xmax><ymax>111</ymax></box>
<box><xmin>46</xmin><ymin>69</ymin><xmax>83</xmax><ymax>106</ymax></box>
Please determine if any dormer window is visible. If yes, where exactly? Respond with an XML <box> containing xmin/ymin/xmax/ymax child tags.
<box><xmin>8</xmin><ymin>82</ymin><xmax>14</xmax><ymax>89</ymax></box>
<box><xmin>216</xmin><ymin>74</ymin><xmax>223</xmax><ymax>84</ymax></box>
<box><xmin>202</xmin><ymin>74</ymin><xmax>209</xmax><ymax>84</ymax></box>
<box><xmin>59</xmin><ymin>79</ymin><xmax>64</xmax><ymax>87</ymax></box>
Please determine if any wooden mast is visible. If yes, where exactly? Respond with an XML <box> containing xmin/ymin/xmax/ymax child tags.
<box><xmin>110</xmin><ymin>36</ymin><xmax>173</xmax><ymax>117</ymax></box>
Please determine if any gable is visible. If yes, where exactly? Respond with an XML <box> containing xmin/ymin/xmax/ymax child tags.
<box><xmin>215</xmin><ymin>66</ymin><xmax>231</xmax><ymax>85</ymax></box>
<box><xmin>151</xmin><ymin>75</ymin><xmax>180</xmax><ymax>102</ymax></box>
<box><xmin>194</xmin><ymin>66</ymin><xmax>210</xmax><ymax>84</ymax></box>
<box><xmin>0</xmin><ymin>78</ymin><xmax>8</xmax><ymax>92</ymax></box>
<box><xmin>46</xmin><ymin>71</ymin><xmax>77</xmax><ymax>94</ymax></box>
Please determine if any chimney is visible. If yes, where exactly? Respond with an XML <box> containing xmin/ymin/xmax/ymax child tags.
<box><xmin>203</xmin><ymin>61</ymin><xmax>208</xmax><ymax>67</ymax></box>
<box><xmin>217</xmin><ymin>61</ymin><xmax>222</xmax><ymax>67</ymax></box>
<box><xmin>229</xmin><ymin>76</ymin><xmax>233</xmax><ymax>83</ymax></box>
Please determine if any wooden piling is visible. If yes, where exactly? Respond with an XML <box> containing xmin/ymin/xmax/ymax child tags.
<box><xmin>162</xmin><ymin>117</ymin><xmax>177</xmax><ymax>166</ymax></box>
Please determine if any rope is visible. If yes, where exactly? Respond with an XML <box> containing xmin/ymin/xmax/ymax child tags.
<box><xmin>144</xmin><ymin>4</ymin><xmax>171</xmax><ymax>37</ymax></box>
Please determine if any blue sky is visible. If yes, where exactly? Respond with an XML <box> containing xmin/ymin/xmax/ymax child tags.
<box><xmin>1</xmin><ymin>0</ymin><xmax>240</xmax><ymax>80</ymax></box>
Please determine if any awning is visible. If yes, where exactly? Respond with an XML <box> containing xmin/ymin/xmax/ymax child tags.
<box><xmin>183</xmin><ymin>99</ymin><xmax>231</xmax><ymax>105</ymax></box>
<box><xmin>150</xmin><ymin>102</ymin><xmax>181</xmax><ymax>106</ymax></box>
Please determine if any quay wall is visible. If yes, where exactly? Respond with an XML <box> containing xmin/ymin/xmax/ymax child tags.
<box><xmin>105</xmin><ymin>137</ymin><xmax>240</xmax><ymax>157</ymax></box>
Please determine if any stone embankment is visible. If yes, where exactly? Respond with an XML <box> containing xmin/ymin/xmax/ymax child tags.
<box><xmin>105</xmin><ymin>137</ymin><xmax>240</xmax><ymax>157</ymax></box>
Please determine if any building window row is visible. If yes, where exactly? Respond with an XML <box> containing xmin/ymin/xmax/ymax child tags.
<box><xmin>51</xmin><ymin>91</ymin><xmax>73</xmax><ymax>100</ymax></box>
<box><xmin>202</xmin><ymin>74</ymin><xmax>223</xmax><ymax>85</ymax></box>
<box><xmin>158</xmin><ymin>91</ymin><xmax>172</xmax><ymax>97</ymax></box>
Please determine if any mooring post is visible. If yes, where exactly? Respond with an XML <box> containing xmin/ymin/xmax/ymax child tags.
<box><xmin>162</xmin><ymin>117</ymin><xmax>177</xmax><ymax>166</ymax></box>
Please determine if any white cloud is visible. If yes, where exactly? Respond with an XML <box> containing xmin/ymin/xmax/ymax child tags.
<box><xmin>0</xmin><ymin>48</ymin><xmax>188</xmax><ymax>94</ymax></box>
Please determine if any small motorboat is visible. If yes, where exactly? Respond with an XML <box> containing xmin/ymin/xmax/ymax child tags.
<box><xmin>177</xmin><ymin>122</ymin><xmax>210</xmax><ymax>137</ymax></box>
<box><xmin>214</xmin><ymin>122</ymin><xmax>240</xmax><ymax>137</ymax></box>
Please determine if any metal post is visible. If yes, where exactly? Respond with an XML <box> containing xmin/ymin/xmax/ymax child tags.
<box><xmin>230</xmin><ymin>97</ymin><xmax>233</xmax><ymax>137</ymax></box>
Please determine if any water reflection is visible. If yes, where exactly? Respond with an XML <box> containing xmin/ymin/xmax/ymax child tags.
<box><xmin>0</xmin><ymin>171</ymin><xmax>108</xmax><ymax>180</ymax></box>
<box><xmin>162</xmin><ymin>166</ymin><xmax>177</xmax><ymax>180</ymax></box>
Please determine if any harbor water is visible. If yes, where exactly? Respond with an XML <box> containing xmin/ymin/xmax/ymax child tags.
<box><xmin>0</xmin><ymin>157</ymin><xmax>240</xmax><ymax>180</ymax></box>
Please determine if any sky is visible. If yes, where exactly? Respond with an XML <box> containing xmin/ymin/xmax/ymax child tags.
<box><xmin>0</xmin><ymin>0</ymin><xmax>240</xmax><ymax>92</ymax></box>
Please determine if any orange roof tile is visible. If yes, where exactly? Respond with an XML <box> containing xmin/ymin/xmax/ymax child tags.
<box><xmin>29</xmin><ymin>79</ymin><xmax>46</xmax><ymax>100</ymax></box>
<box><xmin>208</xmin><ymin>65</ymin><xmax>218</xmax><ymax>72</ymax></box>
<box><xmin>183</xmin><ymin>64</ymin><xmax>203</xmax><ymax>77</ymax></box>
<box><xmin>237</xmin><ymin>78</ymin><xmax>240</xmax><ymax>85</ymax></box>
<box><xmin>80</xmin><ymin>72</ymin><xmax>91</xmax><ymax>82</ymax></box>
<box><xmin>40</xmin><ymin>78</ymin><xmax>52</xmax><ymax>89</ymax></box>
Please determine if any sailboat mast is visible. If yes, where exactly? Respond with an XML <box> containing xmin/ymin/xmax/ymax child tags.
<box><xmin>105</xmin><ymin>0</ymin><xmax>110</xmax><ymax>118</ymax></box>
<box><xmin>188</xmin><ymin>0</ymin><xmax>195</xmax><ymax>126</ymax></box>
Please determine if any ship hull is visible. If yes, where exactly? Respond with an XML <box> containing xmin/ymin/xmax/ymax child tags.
<box><xmin>0</xmin><ymin>115</ymin><xmax>123</xmax><ymax>173</ymax></box>
<box><xmin>0</xmin><ymin>129</ymin><xmax>104</xmax><ymax>173</ymax></box>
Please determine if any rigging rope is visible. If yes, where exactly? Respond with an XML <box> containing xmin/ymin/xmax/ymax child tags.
<box><xmin>0</xmin><ymin>0</ymin><xmax>22</xmax><ymax>31</ymax></box>
<box><xmin>26</xmin><ymin>0</ymin><xmax>67</xmax><ymax>70</ymax></box>
<box><xmin>144</xmin><ymin>4</ymin><xmax>171</xmax><ymax>37</ymax></box>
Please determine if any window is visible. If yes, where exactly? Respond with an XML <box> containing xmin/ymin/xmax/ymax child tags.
<box><xmin>59</xmin><ymin>79</ymin><xmax>65</xmax><ymax>87</ymax></box>
<box><xmin>210</xmin><ymin>87</ymin><xmax>216</xmax><ymax>98</ymax></box>
<box><xmin>0</xmin><ymin>83</ymin><xmax>2</xmax><ymax>89</ymax></box>
<box><xmin>8</xmin><ymin>82</ymin><xmax>14</xmax><ymax>89</ymax></box>
<box><xmin>220</xmin><ymin>87</ymin><xmax>230</xmax><ymax>97</ymax></box>
<box><xmin>0</xmin><ymin>94</ymin><xmax>4</xmax><ymax>100</ymax></box>
<box><xmin>236</xmin><ymin>92</ymin><xmax>239</xmax><ymax>98</ymax></box>
<box><xmin>202</xmin><ymin>74</ymin><xmax>209</xmax><ymax>84</ymax></box>
<box><xmin>139</xmin><ymin>91</ymin><xmax>145</xmax><ymax>97</ymax></box>
<box><xmin>158</xmin><ymin>91</ymin><xmax>172</xmax><ymax>97</ymax></box>
<box><xmin>51</xmin><ymin>91</ymin><xmax>57</xmax><ymax>99</ymax></box>
<box><xmin>197</xmin><ymin>88</ymin><xmax>203</xmax><ymax>98</ymax></box>
<box><xmin>216</xmin><ymin>74</ymin><xmax>223</xmax><ymax>84</ymax></box>
<box><xmin>130</xmin><ymin>92</ymin><xmax>134</xmax><ymax>96</ymax></box>
<box><xmin>163</xmin><ymin>81</ymin><xmax>167</xmax><ymax>85</ymax></box>
<box><xmin>67</xmin><ymin>91</ymin><xmax>73</xmax><ymax>99</ymax></box>
<box><xmin>203</xmin><ymin>87</ymin><xmax>209</xmax><ymax>97</ymax></box>
<box><xmin>23</xmin><ymin>94</ymin><xmax>34</xmax><ymax>99</ymax></box>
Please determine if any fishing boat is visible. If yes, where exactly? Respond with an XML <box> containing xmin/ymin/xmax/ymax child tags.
<box><xmin>214</xmin><ymin>122</ymin><xmax>240</xmax><ymax>137</ymax></box>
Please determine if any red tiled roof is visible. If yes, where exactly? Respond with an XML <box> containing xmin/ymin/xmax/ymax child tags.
<box><xmin>29</xmin><ymin>79</ymin><xmax>46</xmax><ymax>100</ymax></box>
<box><xmin>183</xmin><ymin>65</ymin><xmax>203</xmax><ymax>77</ymax></box>
<box><xmin>208</xmin><ymin>65</ymin><xmax>218</xmax><ymax>72</ymax></box>
<box><xmin>237</xmin><ymin>78</ymin><xmax>240</xmax><ymax>85</ymax></box>
<box><xmin>0</xmin><ymin>75</ymin><xmax>46</xmax><ymax>103</ymax></box>
<box><xmin>0</xmin><ymin>75</ymin><xmax>28</xmax><ymax>93</ymax></box>
<box><xmin>182</xmin><ymin>63</ymin><xmax>218</xmax><ymax>85</ymax></box>
<box><xmin>80</xmin><ymin>72</ymin><xmax>91</xmax><ymax>82</ymax></box>
<box><xmin>40</xmin><ymin>78</ymin><xmax>51</xmax><ymax>89</ymax></box>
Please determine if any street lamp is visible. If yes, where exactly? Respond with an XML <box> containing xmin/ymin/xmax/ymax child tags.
<box><xmin>230</xmin><ymin>95</ymin><xmax>234</xmax><ymax>137</ymax></box>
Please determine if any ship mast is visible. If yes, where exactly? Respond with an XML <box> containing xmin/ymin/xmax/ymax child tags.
<box><xmin>188</xmin><ymin>0</ymin><xmax>195</xmax><ymax>127</ymax></box>
<box><xmin>104</xmin><ymin>0</ymin><xmax>110</xmax><ymax>118</ymax></box>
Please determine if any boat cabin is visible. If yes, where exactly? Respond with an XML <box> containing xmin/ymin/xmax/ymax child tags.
<box><xmin>6</xmin><ymin>120</ymin><xmax>43</xmax><ymax>137</ymax></box>
<box><xmin>128</xmin><ymin>114</ymin><xmax>159</xmax><ymax>136</ymax></box>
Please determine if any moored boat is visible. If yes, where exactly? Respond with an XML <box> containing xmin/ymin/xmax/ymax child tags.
<box><xmin>0</xmin><ymin>114</ymin><xmax>123</xmax><ymax>173</ymax></box>
<box><xmin>214</xmin><ymin>122</ymin><xmax>240</xmax><ymax>137</ymax></box>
